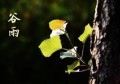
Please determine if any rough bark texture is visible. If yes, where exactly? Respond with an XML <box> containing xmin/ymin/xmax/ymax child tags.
<box><xmin>89</xmin><ymin>0</ymin><xmax>120</xmax><ymax>84</ymax></box>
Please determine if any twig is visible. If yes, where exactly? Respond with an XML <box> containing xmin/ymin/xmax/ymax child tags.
<box><xmin>79</xmin><ymin>68</ymin><xmax>90</xmax><ymax>72</ymax></box>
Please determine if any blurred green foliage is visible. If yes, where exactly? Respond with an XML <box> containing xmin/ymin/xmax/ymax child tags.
<box><xmin>0</xmin><ymin>0</ymin><xmax>96</xmax><ymax>83</ymax></box>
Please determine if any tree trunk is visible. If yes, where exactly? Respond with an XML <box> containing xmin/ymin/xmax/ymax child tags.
<box><xmin>89</xmin><ymin>0</ymin><xmax>120</xmax><ymax>84</ymax></box>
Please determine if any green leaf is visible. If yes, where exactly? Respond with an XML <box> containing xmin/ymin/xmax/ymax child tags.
<box><xmin>60</xmin><ymin>46</ymin><xmax>77</xmax><ymax>59</ymax></box>
<box><xmin>67</xmin><ymin>60</ymin><xmax>80</xmax><ymax>74</ymax></box>
<box><xmin>38</xmin><ymin>35</ymin><xmax>62</xmax><ymax>57</ymax></box>
<box><xmin>78</xmin><ymin>24</ymin><xmax>93</xmax><ymax>43</ymax></box>
<box><xmin>88</xmin><ymin>59</ymin><xmax>92</xmax><ymax>66</ymax></box>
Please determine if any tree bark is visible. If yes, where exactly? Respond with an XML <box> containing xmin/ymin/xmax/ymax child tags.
<box><xmin>89</xmin><ymin>0</ymin><xmax>120</xmax><ymax>84</ymax></box>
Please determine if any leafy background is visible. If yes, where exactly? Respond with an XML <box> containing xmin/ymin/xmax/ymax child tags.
<box><xmin>0</xmin><ymin>0</ymin><xmax>96</xmax><ymax>84</ymax></box>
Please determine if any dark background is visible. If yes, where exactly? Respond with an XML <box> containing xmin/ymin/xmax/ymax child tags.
<box><xmin>0</xmin><ymin>0</ymin><xmax>96</xmax><ymax>84</ymax></box>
